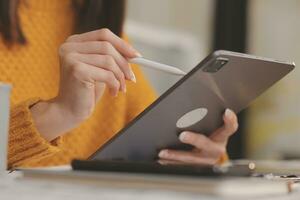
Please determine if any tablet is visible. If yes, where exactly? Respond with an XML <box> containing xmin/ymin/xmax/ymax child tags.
<box><xmin>91</xmin><ymin>50</ymin><xmax>295</xmax><ymax>161</ymax></box>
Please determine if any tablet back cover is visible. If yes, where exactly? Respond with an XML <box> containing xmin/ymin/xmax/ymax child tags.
<box><xmin>91</xmin><ymin>50</ymin><xmax>294</xmax><ymax>161</ymax></box>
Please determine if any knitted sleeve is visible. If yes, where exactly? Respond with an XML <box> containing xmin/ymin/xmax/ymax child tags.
<box><xmin>8</xmin><ymin>98</ymin><xmax>62</xmax><ymax>169</ymax></box>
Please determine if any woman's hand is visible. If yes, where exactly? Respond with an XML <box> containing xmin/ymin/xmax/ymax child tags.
<box><xmin>31</xmin><ymin>29</ymin><xmax>140</xmax><ymax>141</ymax></box>
<box><xmin>56</xmin><ymin>28</ymin><xmax>140</xmax><ymax>119</ymax></box>
<box><xmin>158</xmin><ymin>109</ymin><xmax>238</xmax><ymax>165</ymax></box>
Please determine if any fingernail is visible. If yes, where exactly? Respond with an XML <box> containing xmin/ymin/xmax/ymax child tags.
<box><xmin>157</xmin><ymin>160</ymin><xmax>167</xmax><ymax>165</ymax></box>
<box><xmin>113</xmin><ymin>91</ymin><xmax>118</xmax><ymax>97</ymax></box>
<box><xmin>131</xmin><ymin>47</ymin><xmax>142</xmax><ymax>57</ymax></box>
<box><xmin>135</xmin><ymin>52</ymin><xmax>142</xmax><ymax>57</ymax></box>
<box><xmin>225</xmin><ymin>108</ymin><xmax>233</xmax><ymax>119</ymax></box>
<box><xmin>129</xmin><ymin>70</ymin><xmax>136</xmax><ymax>83</ymax></box>
<box><xmin>179</xmin><ymin>132</ymin><xmax>188</xmax><ymax>141</ymax></box>
<box><xmin>122</xmin><ymin>84</ymin><xmax>127</xmax><ymax>93</ymax></box>
<box><xmin>158</xmin><ymin>150</ymin><xmax>168</xmax><ymax>158</ymax></box>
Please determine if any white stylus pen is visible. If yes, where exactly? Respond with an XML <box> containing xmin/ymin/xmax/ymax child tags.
<box><xmin>129</xmin><ymin>57</ymin><xmax>187</xmax><ymax>76</ymax></box>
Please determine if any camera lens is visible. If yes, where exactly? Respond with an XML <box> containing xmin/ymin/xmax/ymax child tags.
<box><xmin>203</xmin><ymin>57</ymin><xmax>228</xmax><ymax>73</ymax></box>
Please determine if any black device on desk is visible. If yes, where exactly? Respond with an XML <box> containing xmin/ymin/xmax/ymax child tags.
<box><xmin>72</xmin><ymin>159</ymin><xmax>254</xmax><ymax>177</ymax></box>
<box><xmin>89</xmin><ymin>50</ymin><xmax>294</xmax><ymax>162</ymax></box>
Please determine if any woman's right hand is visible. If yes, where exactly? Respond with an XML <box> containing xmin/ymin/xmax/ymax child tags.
<box><xmin>57</xmin><ymin>28</ymin><xmax>140</xmax><ymax>120</ymax></box>
<box><xmin>31</xmin><ymin>29</ymin><xmax>140</xmax><ymax>141</ymax></box>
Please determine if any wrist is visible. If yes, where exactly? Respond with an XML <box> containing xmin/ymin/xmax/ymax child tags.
<box><xmin>30</xmin><ymin>99</ymin><xmax>80</xmax><ymax>141</ymax></box>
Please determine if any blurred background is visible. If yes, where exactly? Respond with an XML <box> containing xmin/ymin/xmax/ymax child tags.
<box><xmin>125</xmin><ymin>0</ymin><xmax>300</xmax><ymax>160</ymax></box>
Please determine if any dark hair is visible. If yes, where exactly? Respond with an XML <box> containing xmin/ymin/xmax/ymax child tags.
<box><xmin>0</xmin><ymin>0</ymin><xmax>126</xmax><ymax>45</ymax></box>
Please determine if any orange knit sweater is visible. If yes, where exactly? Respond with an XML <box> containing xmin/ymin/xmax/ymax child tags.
<box><xmin>2</xmin><ymin>0</ymin><xmax>156</xmax><ymax>168</ymax></box>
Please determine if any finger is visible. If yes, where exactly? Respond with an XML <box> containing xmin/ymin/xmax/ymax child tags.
<box><xmin>94</xmin><ymin>82</ymin><xmax>106</xmax><ymax>102</ymax></box>
<box><xmin>178</xmin><ymin>131</ymin><xmax>226</xmax><ymax>157</ymax></box>
<box><xmin>66</xmin><ymin>28</ymin><xmax>141</xmax><ymax>58</ymax></box>
<box><xmin>75</xmin><ymin>53</ymin><xmax>126</xmax><ymax>93</ymax></box>
<box><xmin>210</xmin><ymin>108</ymin><xmax>238</xmax><ymax>144</ymax></box>
<box><xmin>73</xmin><ymin>61</ymin><xmax>120</xmax><ymax>97</ymax></box>
<box><xmin>158</xmin><ymin>149</ymin><xmax>217</xmax><ymax>165</ymax></box>
<box><xmin>61</xmin><ymin>41</ymin><xmax>136</xmax><ymax>82</ymax></box>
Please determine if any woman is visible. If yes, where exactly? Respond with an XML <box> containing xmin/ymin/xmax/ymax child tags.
<box><xmin>1</xmin><ymin>0</ymin><xmax>238</xmax><ymax>169</ymax></box>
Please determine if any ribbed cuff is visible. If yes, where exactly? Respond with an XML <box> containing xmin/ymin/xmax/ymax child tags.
<box><xmin>8</xmin><ymin>98</ymin><xmax>62</xmax><ymax>168</ymax></box>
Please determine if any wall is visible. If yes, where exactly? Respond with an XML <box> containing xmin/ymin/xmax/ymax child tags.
<box><xmin>126</xmin><ymin>0</ymin><xmax>215</xmax><ymax>93</ymax></box>
<box><xmin>246</xmin><ymin>0</ymin><xmax>300</xmax><ymax>159</ymax></box>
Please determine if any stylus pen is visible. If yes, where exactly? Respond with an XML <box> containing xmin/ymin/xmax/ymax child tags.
<box><xmin>129</xmin><ymin>57</ymin><xmax>187</xmax><ymax>76</ymax></box>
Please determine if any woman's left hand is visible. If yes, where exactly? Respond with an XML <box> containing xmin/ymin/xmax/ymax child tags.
<box><xmin>158</xmin><ymin>109</ymin><xmax>238</xmax><ymax>165</ymax></box>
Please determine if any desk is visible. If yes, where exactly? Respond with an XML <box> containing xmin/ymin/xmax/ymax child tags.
<box><xmin>1</xmin><ymin>171</ymin><xmax>300</xmax><ymax>200</ymax></box>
